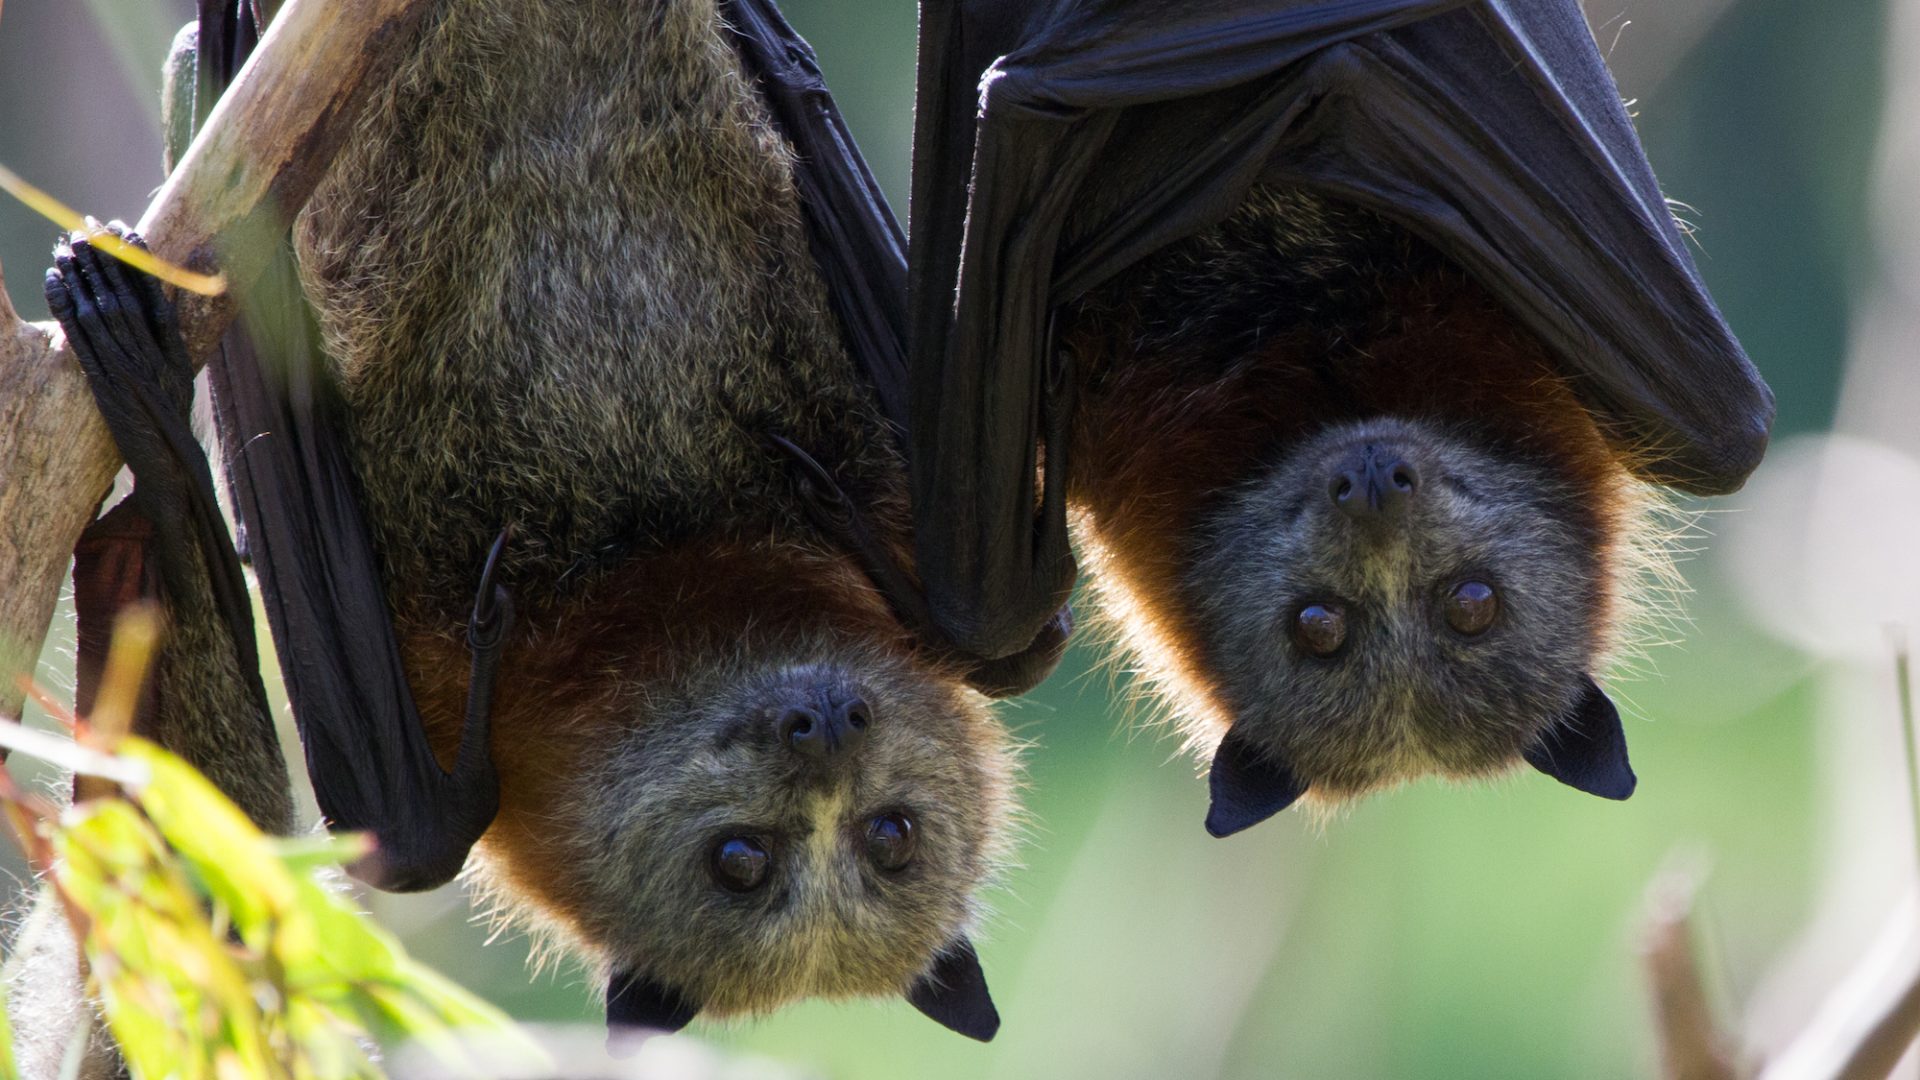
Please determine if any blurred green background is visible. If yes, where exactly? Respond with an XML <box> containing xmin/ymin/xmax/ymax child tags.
<box><xmin>1</xmin><ymin>1</ymin><xmax>1909</xmax><ymax>1077</ymax></box>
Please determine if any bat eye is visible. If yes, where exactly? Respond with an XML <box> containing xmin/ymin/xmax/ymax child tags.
<box><xmin>1292</xmin><ymin>603</ymin><xmax>1348</xmax><ymax>657</ymax></box>
<box><xmin>1446</xmin><ymin>581</ymin><xmax>1499</xmax><ymax>637</ymax></box>
<box><xmin>865</xmin><ymin>811</ymin><xmax>917</xmax><ymax>872</ymax></box>
<box><xmin>710</xmin><ymin>836</ymin><xmax>771</xmax><ymax>893</ymax></box>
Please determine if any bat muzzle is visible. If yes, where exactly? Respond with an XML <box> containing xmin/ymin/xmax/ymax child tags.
<box><xmin>773</xmin><ymin>683</ymin><xmax>872</xmax><ymax>763</ymax></box>
<box><xmin>1329</xmin><ymin>445</ymin><xmax>1419</xmax><ymax>523</ymax></box>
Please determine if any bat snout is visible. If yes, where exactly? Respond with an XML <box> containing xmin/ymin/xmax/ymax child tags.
<box><xmin>773</xmin><ymin>683</ymin><xmax>872</xmax><ymax>762</ymax></box>
<box><xmin>1329</xmin><ymin>444</ymin><xmax>1420</xmax><ymax>523</ymax></box>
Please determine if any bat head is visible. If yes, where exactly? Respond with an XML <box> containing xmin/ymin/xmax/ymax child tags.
<box><xmin>459</xmin><ymin>541</ymin><xmax>1014</xmax><ymax>1040</ymax></box>
<box><xmin>581</xmin><ymin>644</ymin><xmax>1011</xmax><ymax>1034</ymax></box>
<box><xmin>1189</xmin><ymin>416</ymin><xmax>1632</xmax><ymax>833</ymax></box>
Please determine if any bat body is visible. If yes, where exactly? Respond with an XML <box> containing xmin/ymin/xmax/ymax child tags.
<box><xmin>294</xmin><ymin>0</ymin><xmax>1011</xmax><ymax>1028</ymax></box>
<box><xmin>50</xmin><ymin>0</ymin><xmax>1042</xmax><ymax>1040</ymax></box>
<box><xmin>905</xmin><ymin>0</ymin><xmax>1774</xmax><ymax>833</ymax></box>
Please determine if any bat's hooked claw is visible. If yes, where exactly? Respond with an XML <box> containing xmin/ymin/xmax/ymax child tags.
<box><xmin>468</xmin><ymin>526</ymin><xmax>514</xmax><ymax>649</ymax></box>
<box><xmin>453</xmin><ymin>528</ymin><xmax>514</xmax><ymax>789</ymax></box>
<box><xmin>963</xmin><ymin>603</ymin><xmax>1073</xmax><ymax>698</ymax></box>
<box><xmin>357</xmin><ymin>530</ymin><xmax>515</xmax><ymax>893</ymax></box>
<box><xmin>767</xmin><ymin>433</ymin><xmax>946</xmax><ymax>636</ymax></box>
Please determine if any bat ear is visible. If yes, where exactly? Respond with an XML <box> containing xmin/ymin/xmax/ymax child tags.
<box><xmin>605</xmin><ymin>967</ymin><xmax>700</xmax><ymax>1056</ymax></box>
<box><xmin>1522</xmin><ymin>677</ymin><xmax>1636</xmax><ymax>800</ymax></box>
<box><xmin>964</xmin><ymin>604</ymin><xmax>1074</xmax><ymax>698</ymax></box>
<box><xmin>1206</xmin><ymin>727</ymin><xmax>1307</xmax><ymax>838</ymax></box>
<box><xmin>907</xmin><ymin>939</ymin><xmax>1000</xmax><ymax>1042</ymax></box>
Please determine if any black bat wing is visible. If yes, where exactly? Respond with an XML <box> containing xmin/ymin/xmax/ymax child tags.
<box><xmin>721</xmin><ymin>0</ymin><xmax>911</xmax><ymax>436</ymax></box>
<box><xmin>908</xmin><ymin>0</ymin><xmax>1775</xmax><ymax>659</ymax></box>
<box><xmin>727</xmin><ymin>0</ymin><xmax>1073</xmax><ymax>695</ymax></box>
<box><xmin>191</xmin><ymin>0</ymin><xmax>496</xmax><ymax>891</ymax></box>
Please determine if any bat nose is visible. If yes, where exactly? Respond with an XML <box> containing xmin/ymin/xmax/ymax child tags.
<box><xmin>1329</xmin><ymin>446</ymin><xmax>1419</xmax><ymax>522</ymax></box>
<box><xmin>775</xmin><ymin>691</ymin><xmax>871</xmax><ymax>760</ymax></box>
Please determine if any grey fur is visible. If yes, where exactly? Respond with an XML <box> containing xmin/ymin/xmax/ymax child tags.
<box><xmin>296</xmin><ymin>0</ymin><xmax>896</xmax><ymax>611</ymax></box>
<box><xmin>146</xmin><ymin>542</ymin><xmax>296</xmax><ymax>832</ymax></box>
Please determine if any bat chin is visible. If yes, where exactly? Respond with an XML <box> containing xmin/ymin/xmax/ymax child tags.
<box><xmin>1200</xmin><ymin>717</ymin><xmax>1510</xmax><ymax>833</ymax></box>
<box><xmin>1203</xmin><ymin>739</ymin><xmax>1478</xmax><ymax>835</ymax></box>
<box><xmin>1216</xmin><ymin>703</ymin><xmax>1618</xmax><ymax>825</ymax></box>
<box><xmin>1233</xmin><ymin>661</ymin><xmax>1632</xmax><ymax>810</ymax></box>
<box><xmin>1415</xmin><ymin>677</ymin><xmax>1637</xmax><ymax>801</ymax></box>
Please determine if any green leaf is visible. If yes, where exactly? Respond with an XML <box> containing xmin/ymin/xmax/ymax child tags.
<box><xmin>9</xmin><ymin>737</ymin><xmax>546</xmax><ymax>1078</ymax></box>
<box><xmin>0</xmin><ymin>977</ymin><xmax>19</xmax><ymax>1080</ymax></box>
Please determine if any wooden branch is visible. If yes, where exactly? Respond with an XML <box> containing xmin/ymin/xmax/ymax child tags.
<box><xmin>0</xmin><ymin>0</ymin><xmax>433</xmax><ymax>723</ymax></box>
<box><xmin>1642</xmin><ymin>864</ymin><xmax>1741</xmax><ymax>1080</ymax></box>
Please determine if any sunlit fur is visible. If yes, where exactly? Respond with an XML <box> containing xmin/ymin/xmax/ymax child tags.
<box><xmin>1062</xmin><ymin>186</ymin><xmax>1676</xmax><ymax>803</ymax></box>
<box><xmin>288</xmin><ymin>0</ymin><xmax>1018</xmax><ymax>1015</ymax></box>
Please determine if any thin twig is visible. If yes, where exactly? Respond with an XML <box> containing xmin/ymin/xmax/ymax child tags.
<box><xmin>1643</xmin><ymin>861</ymin><xmax>1741</xmax><ymax>1080</ymax></box>
<box><xmin>1890</xmin><ymin>626</ymin><xmax>1920</xmax><ymax>874</ymax></box>
<box><xmin>83</xmin><ymin>605</ymin><xmax>158</xmax><ymax>751</ymax></box>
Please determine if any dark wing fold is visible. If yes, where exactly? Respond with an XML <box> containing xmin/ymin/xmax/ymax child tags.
<box><xmin>193</xmin><ymin>0</ymin><xmax>491</xmax><ymax>891</ymax></box>
<box><xmin>909</xmin><ymin>0</ymin><xmax>1773</xmax><ymax>657</ymax></box>
<box><xmin>52</xmin><ymin>231</ymin><xmax>293</xmax><ymax>832</ymax></box>
<box><xmin>729</xmin><ymin>2</ymin><xmax>1074</xmax><ymax>686</ymax></box>
<box><xmin>1253</xmin><ymin>3</ymin><xmax>1772</xmax><ymax>491</ymax></box>
<box><xmin>720</xmin><ymin>0</ymin><xmax>912</xmax><ymax>436</ymax></box>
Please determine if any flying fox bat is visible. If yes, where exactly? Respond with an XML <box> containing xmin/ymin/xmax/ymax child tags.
<box><xmin>50</xmin><ymin>0</ymin><xmax>1073</xmax><ymax>1044</ymax></box>
<box><xmin>903</xmin><ymin>0</ymin><xmax>1773</xmax><ymax>835</ymax></box>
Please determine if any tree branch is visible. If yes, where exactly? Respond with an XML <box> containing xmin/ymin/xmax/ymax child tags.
<box><xmin>1642</xmin><ymin>863</ymin><xmax>1741</xmax><ymax>1080</ymax></box>
<box><xmin>0</xmin><ymin>0</ymin><xmax>433</xmax><ymax>724</ymax></box>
